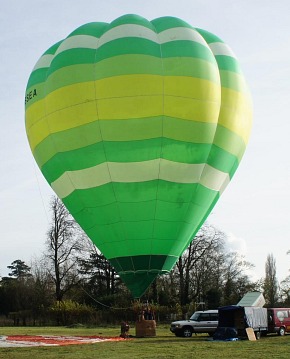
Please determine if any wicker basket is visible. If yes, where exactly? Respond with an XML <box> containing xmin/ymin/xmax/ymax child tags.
<box><xmin>135</xmin><ymin>319</ymin><xmax>156</xmax><ymax>337</ymax></box>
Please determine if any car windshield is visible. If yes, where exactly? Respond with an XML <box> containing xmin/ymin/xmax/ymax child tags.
<box><xmin>189</xmin><ymin>313</ymin><xmax>200</xmax><ymax>321</ymax></box>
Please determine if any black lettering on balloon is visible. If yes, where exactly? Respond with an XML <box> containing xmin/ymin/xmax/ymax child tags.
<box><xmin>25</xmin><ymin>89</ymin><xmax>38</xmax><ymax>104</ymax></box>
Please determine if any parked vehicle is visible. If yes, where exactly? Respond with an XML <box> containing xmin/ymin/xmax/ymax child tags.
<box><xmin>267</xmin><ymin>308</ymin><xmax>290</xmax><ymax>336</ymax></box>
<box><xmin>214</xmin><ymin>305</ymin><xmax>268</xmax><ymax>340</ymax></box>
<box><xmin>170</xmin><ymin>310</ymin><xmax>218</xmax><ymax>337</ymax></box>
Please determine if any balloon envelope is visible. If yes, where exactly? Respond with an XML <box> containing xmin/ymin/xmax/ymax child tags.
<box><xmin>25</xmin><ymin>15</ymin><xmax>252</xmax><ymax>298</ymax></box>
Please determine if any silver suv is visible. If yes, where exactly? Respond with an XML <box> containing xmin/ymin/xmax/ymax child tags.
<box><xmin>170</xmin><ymin>310</ymin><xmax>218</xmax><ymax>337</ymax></box>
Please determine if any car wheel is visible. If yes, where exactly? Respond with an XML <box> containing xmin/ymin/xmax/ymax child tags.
<box><xmin>182</xmin><ymin>327</ymin><xmax>193</xmax><ymax>337</ymax></box>
<box><xmin>278</xmin><ymin>327</ymin><xmax>286</xmax><ymax>336</ymax></box>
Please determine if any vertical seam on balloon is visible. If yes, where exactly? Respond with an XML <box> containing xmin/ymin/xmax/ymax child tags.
<box><xmin>93</xmin><ymin>23</ymin><xmax>117</xmax><ymax>247</ymax></box>
<box><xmin>42</xmin><ymin>41</ymin><xmax>79</xmax><ymax>208</ymax></box>
<box><xmin>176</xmin><ymin>30</ymin><xmax>222</xmax><ymax>255</ymax></box>
<box><xmin>149</xmin><ymin>21</ymin><xmax>164</xmax><ymax>274</ymax></box>
<box><xmin>92</xmin><ymin>22</ymin><xmax>132</xmax><ymax>270</ymax></box>
<box><xmin>44</xmin><ymin>40</ymin><xmax>97</xmax><ymax>223</ymax></box>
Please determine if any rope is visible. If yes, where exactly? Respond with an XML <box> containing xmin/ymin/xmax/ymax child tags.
<box><xmin>79</xmin><ymin>285</ymin><xmax>133</xmax><ymax>311</ymax></box>
<box><xmin>33</xmin><ymin>161</ymin><xmax>49</xmax><ymax>222</ymax></box>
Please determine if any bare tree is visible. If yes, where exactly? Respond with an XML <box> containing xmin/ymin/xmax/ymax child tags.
<box><xmin>45</xmin><ymin>196</ymin><xmax>83</xmax><ymax>301</ymax></box>
<box><xmin>159</xmin><ymin>223</ymin><xmax>257</xmax><ymax>309</ymax></box>
<box><xmin>222</xmin><ymin>252</ymin><xmax>256</xmax><ymax>305</ymax></box>
<box><xmin>174</xmin><ymin>223</ymin><xmax>225</xmax><ymax>307</ymax></box>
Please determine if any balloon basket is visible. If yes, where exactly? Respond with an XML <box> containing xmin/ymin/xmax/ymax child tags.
<box><xmin>135</xmin><ymin>319</ymin><xmax>156</xmax><ymax>337</ymax></box>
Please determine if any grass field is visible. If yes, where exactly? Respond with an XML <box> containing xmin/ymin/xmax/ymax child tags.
<box><xmin>0</xmin><ymin>325</ymin><xmax>290</xmax><ymax>359</ymax></box>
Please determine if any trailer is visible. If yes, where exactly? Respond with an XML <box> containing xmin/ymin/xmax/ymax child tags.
<box><xmin>213</xmin><ymin>305</ymin><xmax>268</xmax><ymax>340</ymax></box>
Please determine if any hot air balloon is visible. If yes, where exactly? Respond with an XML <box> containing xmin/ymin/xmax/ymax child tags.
<box><xmin>25</xmin><ymin>14</ymin><xmax>252</xmax><ymax>298</ymax></box>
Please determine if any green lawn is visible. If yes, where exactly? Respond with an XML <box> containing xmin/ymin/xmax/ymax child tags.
<box><xmin>0</xmin><ymin>325</ymin><xmax>290</xmax><ymax>359</ymax></box>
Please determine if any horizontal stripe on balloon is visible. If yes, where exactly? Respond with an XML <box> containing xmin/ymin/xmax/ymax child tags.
<box><xmin>208</xmin><ymin>42</ymin><xmax>237</xmax><ymax>58</ymax></box>
<box><xmin>32</xmin><ymin>117</ymin><xmax>245</xmax><ymax>171</ymax></box>
<box><xmin>37</xmin><ymin>35</ymin><xmax>216</xmax><ymax>78</ymax></box>
<box><xmin>51</xmin><ymin>160</ymin><xmax>230</xmax><ymax>199</ymax></box>
<box><xmin>63</xmin><ymin>180</ymin><xmax>218</xmax><ymax>211</ymax></box>
<box><xmin>40</xmin><ymin>139</ymin><xmax>239</xmax><ymax>184</ymax></box>
<box><xmin>26</xmin><ymin>74</ymin><xmax>220</xmax><ymax>128</ymax></box>
<box><xmin>49</xmin><ymin>25</ymin><xmax>209</xmax><ymax>61</ymax></box>
<box><xmin>27</xmin><ymin>94</ymin><xmax>251</xmax><ymax>153</ymax></box>
<box><xmin>32</xmin><ymin>54</ymin><xmax>54</xmax><ymax>71</ymax></box>
<box><xmin>25</xmin><ymin>54</ymin><xmax>220</xmax><ymax>99</ymax></box>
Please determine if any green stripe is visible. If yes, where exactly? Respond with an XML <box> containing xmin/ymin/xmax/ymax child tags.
<box><xmin>33</xmin><ymin>117</ymin><xmax>212</xmax><ymax>166</ymax></box>
<box><xmin>47</xmin><ymin>48</ymin><xmax>96</xmax><ymax>77</ymax></box>
<box><xmin>63</xmin><ymin>180</ymin><xmax>217</xmax><ymax>215</ymax></box>
<box><xmin>108</xmin><ymin>14</ymin><xmax>156</xmax><ymax>31</ymax></box>
<box><xmin>152</xmin><ymin>16</ymin><xmax>193</xmax><ymax>32</ymax></box>
<box><xmin>34</xmin><ymin>117</ymin><xmax>245</xmax><ymax>170</ymax></box>
<box><xmin>45</xmin><ymin>64</ymin><xmax>94</xmax><ymax>94</ymax></box>
<box><xmin>41</xmin><ymin>137</ymin><xmax>238</xmax><ymax>184</ymax></box>
<box><xmin>27</xmin><ymin>68</ymin><xmax>49</xmax><ymax>89</ymax></box>
<box><xmin>163</xmin><ymin>57</ymin><xmax>217</xmax><ymax>80</ymax></box>
<box><xmin>68</xmin><ymin>22</ymin><xmax>108</xmax><ymax>37</ymax></box>
<box><xmin>43</xmin><ymin>41</ymin><xmax>62</xmax><ymax>55</ymax></box>
<box><xmin>195</xmin><ymin>28</ymin><xmax>223</xmax><ymax>44</ymax></box>
<box><xmin>219</xmin><ymin>70</ymin><xmax>248</xmax><ymax>92</ymax></box>
<box><xmin>213</xmin><ymin>125</ymin><xmax>246</xmax><ymax>162</ymax></box>
<box><xmin>42</xmin><ymin>37</ymin><xmax>216</xmax><ymax>78</ymax></box>
<box><xmin>25</xmin><ymin>41</ymin><xmax>61</xmax><ymax>91</ymax></box>
<box><xmin>26</xmin><ymin>55</ymin><xmax>219</xmax><ymax>99</ymax></box>
<box><xmin>215</xmin><ymin>55</ymin><xmax>242</xmax><ymax>74</ymax></box>
<box><xmin>63</xmin><ymin>181</ymin><xmax>218</xmax><ymax>231</ymax></box>
<box><xmin>160</xmin><ymin>40</ymin><xmax>214</xmax><ymax>62</ymax></box>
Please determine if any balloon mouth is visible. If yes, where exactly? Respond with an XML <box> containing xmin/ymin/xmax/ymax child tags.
<box><xmin>109</xmin><ymin>254</ymin><xmax>178</xmax><ymax>298</ymax></box>
<box><xmin>118</xmin><ymin>272</ymin><xmax>161</xmax><ymax>299</ymax></box>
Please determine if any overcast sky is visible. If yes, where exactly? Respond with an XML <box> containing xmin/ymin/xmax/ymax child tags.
<box><xmin>1</xmin><ymin>0</ymin><xmax>290</xmax><ymax>283</ymax></box>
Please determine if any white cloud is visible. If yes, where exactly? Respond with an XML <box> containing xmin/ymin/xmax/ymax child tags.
<box><xmin>225</xmin><ymin>232</ymin><xmax>248</xmax><ymax>256</ymax></box>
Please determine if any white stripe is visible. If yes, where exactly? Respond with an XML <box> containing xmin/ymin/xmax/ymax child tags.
<box><xmin>32</xmin><ymin>54</ymin><xmax>54</xmax><ymax>71</ymax></box>
<box><xmin>99</xmin><ymin>24</ymin><xmax>208</xmax><ymax>47</ymax></box>
<box><xmin>98</xmin><ymin>24</ymin><xmax>159</xmax><ymax>46</ymax></box>
<box><xmin>158</xmin><ymin>27</ymin><xmax>208</xmax><ymax>46</ymax></box>
<box><xmin>51</xmin><ymin>160</ymin><xmax>230</xmax><ymax>199</ymax></box>
<box><xmin>209</xmin><ymin>42</ymin><xmax>237</xmax><ymax>59</ymax></box>
<box><xmin>54</xmin><ymin>35</ymin><xmax>100</xmax><ymax>55</ymax></box>
<box><xmin>40</xmin><ymin>25</ymin><xmax>210</xmax><ymax>62</ymax></box>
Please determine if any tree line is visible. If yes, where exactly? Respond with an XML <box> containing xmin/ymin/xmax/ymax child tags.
<box><xmin>0</xmin><ymin>197</ymin><xmax>288</xmax><ymax>326</ymax></box>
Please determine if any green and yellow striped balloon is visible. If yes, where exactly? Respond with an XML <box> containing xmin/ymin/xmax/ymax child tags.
<box><xmin>25</xmin><ymin>14</ymin><xmax>252</xmax><ymax>298</ymax></box>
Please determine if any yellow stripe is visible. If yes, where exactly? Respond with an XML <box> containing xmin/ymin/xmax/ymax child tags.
<box><xmin>96</xmin><ymin>74</ymin><xmax>163</xmax><ymax>98</ymax></box>
<box><xmin>27</xmin><ymin>101</ymin><xmax>98</xmax><ymax>152</ymax></box>
<box><xmin>27</xmin><ymin>75</ymin><xmax>221</xmax><ymax>150</ymax></box>
<box><xmin>26</xmin><ymin>75</ymin><xmax>220</xmax><ymax>130</ymax></box>
<box><xmin>164</xmin><ymin>95</ymin><xmax>220</xmax><ymax>123</ymax></box>
<box><xmin>164</xmin><ymin>76</ymin><xmax>220</xmax><ymax>101</ymax></box>
<box><xmin>97</xmin><ymin>95</ymin><xmax>164</xmax><ymax>120</ymax></box>
<box><xmin>219</xmin><ymin>87</ymin><xmax>252</xmax><ymax>143</ymax></box>
<box><xmin>25</xmin><ymin>81</ymin><xmax>96</xmax><ymax>131</ymax></box>
<box><xmin>96</xmin><ymin>75</ymin><xmax>220</xmax><ymax>101</ymax></box>
<box><xmin>25</xmin><ymin>99</ymin><xmax>46</xmax><ymax>132</ymax></box>
<box><xmin>46</xmin><ymin>81</ymin><xmax>96</xmax><ymax>114</ymax></box>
